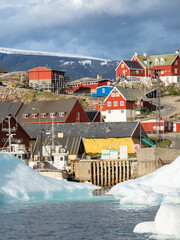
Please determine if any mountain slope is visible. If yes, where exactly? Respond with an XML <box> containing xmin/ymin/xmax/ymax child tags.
<box><xmin>0</xmin><ymin>47</ymin><xmax>119</xmax><ymax>79</ymax></box>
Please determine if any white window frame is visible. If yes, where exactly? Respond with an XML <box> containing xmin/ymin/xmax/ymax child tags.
<box><xmin>41</xmin><ymin>113</ymin><xmax>47</xmax><ymax>118</ymax></box>
<box><xmin>120</xmin><ymin>101</ymin><xmax>124</xmax><ymax>106</ymax></box>
<box><xmin>102</xmin><ymin>88</ymin><xmax>105</xmax><ymax>93</ymax></box>
<box><xmin>114</xmin><ymin>101</ymin><xmax>118</xmax><ymax>106</ymax></box>
<box><xmin>59</xmin><ymin>112</ymin><xmax>65</xmax><ymax>117</ymax></box>
<box><xmin>50</xmin><ymin>113</ymin><xmax>56</xmax><ymax>118</ymax></box>
<box><xmin>116</xmin><ymin>92</ymin><xmax>120</xmax><ymax>97</ymax></box>
<box><xmin>107</xmin><ymin>101</ymin><xmax>111</xmax><ymax>107</ymax></box>
<box><xmin>31</xmin><ymin>113</ymin><xmax>38</xmax><ymax>119</ymax></box>
<box><xmin>111</xmin><ymin>93</ymin><xmax>115</xmax><ymax>97</ymax></box>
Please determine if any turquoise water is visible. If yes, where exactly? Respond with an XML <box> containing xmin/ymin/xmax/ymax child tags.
<box><xmin>0</xmin><ymin>198</ymin><xmax>158</xmax><ymax>240</ymax></box>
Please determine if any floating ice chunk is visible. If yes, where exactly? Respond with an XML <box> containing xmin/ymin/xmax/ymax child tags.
<box><xmin>134</xmin><ymin>203</ymin><xmax>180</xmax><ymax>237</ymax></box>
<box><xmin>0</xmin><ymin>153</ymin><xmax>99</xmax><ymax>203</ymax></box>
<box><xmin>134</xmin><ymin>221</ymin><xmax>156</xmax><ymax>234</ymax></box>
<box><xmin>108</xmin><ymin>155</ymin><xmax>180</xmax><ymax>205</ymax></box>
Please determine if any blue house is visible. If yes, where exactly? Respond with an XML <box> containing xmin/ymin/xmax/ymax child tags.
<box><xmin>92</xmin><ymin>86</ymin><xmax>113</xmax><ymax>97</ymax></box>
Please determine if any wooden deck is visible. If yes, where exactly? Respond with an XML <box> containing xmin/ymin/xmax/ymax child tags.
<box><xmin>71</xmin><ymin>158</ymin><xmax>137</xmax><ymax>187</ymax></box>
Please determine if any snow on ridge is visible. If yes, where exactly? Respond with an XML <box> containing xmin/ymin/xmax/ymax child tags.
<box><xmin>0</xmin><ymin>47</ymin><xmax>110</xmax><ymax>62</ymax></box>
<box><xmin>78</xmin><ymin>60</ymin><xmax>92</xmax><ymax>65</ymax></box>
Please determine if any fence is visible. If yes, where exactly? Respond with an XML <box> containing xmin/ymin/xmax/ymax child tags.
<box><xmin>71</xmin><ymin>158</ymin><xmax>137</xmax><ymax>187</ymax></box>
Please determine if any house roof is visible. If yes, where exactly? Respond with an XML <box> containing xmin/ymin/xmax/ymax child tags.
<box><xmin>28</xmin><ymin>67</ymin><xmax>65</xmax><ymax>73</ymax></box>
<box><xmin>0</xmin><ymin>67</ymin><xmax>8</xmax><ymax>73</ymax></box>
<box><xmin>17</xmin><ymin>99</ymin><xmax>78</xmax><ymax>123</ymax></box>
<box><xmin>0</xmin><ymin>102</ymin><xmax>23</xmax><ymax>116</ymax></box>
<box><xmin>24</xmin><ymin>121</ymin><xmax>142</xmax><ymax>139</ymax></box>
<box><xmin>0</xmin><ymin>111</ymin><xmax>31</xmax><ymax>137</ymax></box>
<box><xmin>67</xmin><ymin>77</ymin><xmax>113</xmax><ymax>85</ymax></box>
<box><xmin>136</xmin><ymin>54</ymin><xmax>178</xmax><ymax>68</ymax></box>
<box><xmin>86</xmin><ymin>110</ymin><xmax>99</xmax><ymax>122</ymax></box>
<box><xmin>124</xmin><ymin>60</ymin><xmax>144</xmax><ymax>70</ymax></box>
<box><xmin>115</xmin><ymin>86</ymin><xmax>148</xmax><ymax>101</ymax></box>
<box><xmin>33</xmin><ymin>136</ymin><xmax>84</xmax><ymax>155</ymax></box>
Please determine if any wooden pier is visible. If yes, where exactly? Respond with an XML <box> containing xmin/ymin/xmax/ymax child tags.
<box><xmin>71</xmin><ymin>158</ymin><xmax>137</xmax><ymax>187</ymax></box>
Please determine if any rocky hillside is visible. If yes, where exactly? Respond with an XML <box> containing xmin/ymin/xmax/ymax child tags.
<box><xmin>0</xmin><ymin>86</ymin><xmax>104</xmax><ymax>110</ymax></box>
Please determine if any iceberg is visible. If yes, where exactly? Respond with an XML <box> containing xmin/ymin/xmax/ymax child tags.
<box><xmin>134</xmin><ymin>203</ymin><xmax>180</xmax><ymax>238</ymax></box>
<box><xmin>0</xmin><ymin>153</ymin><xmax>99</xmax><ymax>203</ymax></box>
<box><xmin>108</xmin><ymin>155</ymin><xmax>180</xmax><ymax>206</ymax></box>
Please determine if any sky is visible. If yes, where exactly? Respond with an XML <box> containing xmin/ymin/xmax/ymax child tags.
<box><xmin>1</xmin><ymin>0</ymin><xmax>180</xmax><ymax>61</ymax></box>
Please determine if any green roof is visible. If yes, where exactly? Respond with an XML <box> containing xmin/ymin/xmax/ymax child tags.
<box><xmin>137</xmin><ymin>54</ymin><xmax>178</xmax><ymax>68</ymax></box>
<box><xmin>116</xmin><ymin>86</ymin><xmax>148</xmax><ymax>101</ymax></box>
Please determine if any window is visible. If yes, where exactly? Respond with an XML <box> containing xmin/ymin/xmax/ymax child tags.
<box><xmin>136</xmin><ymin>70</ymin><xmax>139</xmax><ymax>74</ymax></box>
<box><xmin>107</xmin><ymin>101</ymin><xmax>111</xmax><ymax>107</ymax></box>
<box><xmin>120</xmin><ymin>101</ymin><xmax>124</xmax><ymax>106</ymax></box>
<box><xmin>31</xmin><ymin>113</ymin><xmax>38</xmax><ymax>119</ymax></box>
<box><xmin>76</xmin><ymin>112</ymin><xmax>80</xmax><ymax>122</ymax></box>
<box><xmin>121</xmin><ymin>63</ymin><xmax>124</xmax><ymax>68</ymax></box>
<box><xmin>116</xmin><ymin>92</ymin><xmax>120</xmax><ymax>97</ymax></box>
<box><xmin>50</xmin><ymin>113</ymin><xmax>56</xmax><ymax>118</ymax></box>
<box><xmin>160</xmin><ymin>57</ymin><xmax>165</xmax><ymax>65</ymax></box>
<box><xmin>155</xmin><ymin>58</ymin><xmax>159</xmax><ymax>65</ymax></box>
<box><xmin>23</xmin><ymin>114</ymin><xmax>28</xmax><ymax>119</ymax></box>
<box><xmin>59</xmin><ymin>112</ymin><xmax>65</xmax><ymax>117</ymax></box>
<box><xmin>108</xmin><ymin>110</ymin><xmax>111</xmax><ymax>113</ymax></box>
<box><xmin>102</xmin><ymin>88</ymin><xmax>105</xmax><ymax>93</ymax></box>
<box><xmin>41</xmin><ymin>113</ymin><xmax>47</xmax><ymax>118</ymax></box>
<box><xmin>175</xmin><ymin>60</ymin><xmax>178</xmax><ymax>65</ymax></box>
<box><xmin>111</xmin><ymin>93</ymin><xmax>115</xmax><ymax>97</ymax></box>
<box><xmin>114</xmin><ymin>101</ymin><xmax>118</xmax><ymax>106</ymax></box>
<box><xmin>174</xmin><ymin>68</ymin><xmax>178</xmax><ymax>74</ymax></box>
<box><xmin>121</xmin><ymin>110</ymin><xmax>124</xmax><ymax>113</ymax></box>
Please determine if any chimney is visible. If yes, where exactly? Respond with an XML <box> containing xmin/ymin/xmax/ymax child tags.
<box><xmin>175</xmin><ymin>50</ymin><xmax>179</xmax><ymax>54</ymax></box>
<box><xmin>135</xmin><ymin>52</ymin><xmax>138</xmax><ymax>57</ymax></box>
<box><xmin>143</xmin><ymin>53</ymin><xmax>147</xmax><ymax>57</ymax></box>
<box><xmin>58</xmin><ymin>132</ymin><xmax>64</xmax><ymax>138</ymax></box>
<box><xmin>97</xmin><ymin>74</ymin><xmax>102</xmax><ymax>80</ymax></box>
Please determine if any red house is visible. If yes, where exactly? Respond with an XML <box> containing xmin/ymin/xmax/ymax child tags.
<box><xmin>96</xmin><ymin>86</ymin><xmax>152</xmax><ymax>122</ymax></box>
<box><xmin>173</xmin><ymin>121</ymin><xmax>180</xmax><ymax>132</ymax></box>
<box><xmin>0</xmin><ymin>112</ymin><xmax>30</xmax><ymax>151</ymax></box>
<box><xmin>28</xmin><ymin>67</ymin><xmax>65</xmax><ymax>92</ymax></box>
<box><xmin>17</xmin><ymin>99</ymin><xmax>90</xmax><ymax>125</ymax></box>
<box><xmin>66</xmin><ymin>75</ymin><xmax>113</xmax><ymax>94</ymax></box>
<box><xmin>141</xmin><ymin>119</ymin><xmax>173</xmax><ymax>133</ymax></box>
<box><xmin>116</xmin><ymin>50</ymin><xmax>180</xmax><ymax>85</ymax></box>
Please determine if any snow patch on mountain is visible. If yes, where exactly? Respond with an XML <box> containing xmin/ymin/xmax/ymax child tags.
<box><xmin>0</xmin><ymin>47</ymin><xmax>110</xmax><ymax>62</ymax></box>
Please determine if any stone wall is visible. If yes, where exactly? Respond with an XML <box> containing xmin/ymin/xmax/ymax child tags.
<box><xmin>136</xmin><ymin>148</ymin><xmax>180</xmax><ymax>177</ymax></box>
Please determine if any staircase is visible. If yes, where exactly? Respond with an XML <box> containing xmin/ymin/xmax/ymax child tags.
<box><xmin>141</xmin><ymin>135</ymin><xmax>155</xmax><ymax>147</ymax></box>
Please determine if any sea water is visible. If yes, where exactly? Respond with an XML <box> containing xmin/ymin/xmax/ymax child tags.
<box><xmin>0</xmin><ymin>199</ymin><xmax>158</xmax><ymax>240</ymax></box>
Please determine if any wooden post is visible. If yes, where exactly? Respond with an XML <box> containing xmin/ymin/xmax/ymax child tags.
<box><xmin>108</xmin><ymin>161</ymin><xmax>111</xmax><ymax>187</ymax></box>
<box><xmin>101</xmin><ymin>161</ymin><xmax>104</xmax><ymax>187</ymax></box>
<box><xmin>93</xmin><ymin>161</ymin><xmax>96</xmax><ymax>185</ymax></box>
<box><xmin>115</xmin><ymin>161</ymin><xmax>118</xmax><ymax>184</ymax></box>
<box><xmin>97</xmin><ymin>161</ymin><xmax>100</xmax><ymax>186</ymax></box>
<box><xmin>112</xmin><ymin>160</ymin><xmax>114</xmax><ymax>186</ymax></box>
<box><xmin>127</xmin><ymin>160</ymin><xmax>130</xmax><ymax>180</ymax></box>
<box><xmin>123</xmin><ymin>161</ymin><xmax>126</xmax><ymax>181</ymax></box>
<box><xmin>104</xmin><ymin>161</ymin><xmax>107</xmax><ymax>187</ymax></box>
<box><xmin>119</xmin><ymin>161</ymin><xmax>122</xmax><ymax>182</ymax></box>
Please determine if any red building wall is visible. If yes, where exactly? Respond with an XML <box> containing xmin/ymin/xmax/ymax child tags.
<box><xmin>66</xmin><ymin>100</ymin><xmax>90</xmax><ymax>123</ymax></box>
<box><xmin>28</xmin><ymin>67</ymin><xmax>52</xmax><ymax>81</ymax></box>
<box><xmin>0</xmin><ymin>115</ymin><xmax>30</xmax><ymax>150</ymax></box>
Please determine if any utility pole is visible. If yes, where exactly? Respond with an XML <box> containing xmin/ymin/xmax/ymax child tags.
<box><xmin>154</xmin><ymin>69</ymin><xmax>161</xmax><ymax>147</ymax></box>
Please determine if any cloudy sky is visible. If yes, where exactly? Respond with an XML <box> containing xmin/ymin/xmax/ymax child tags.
<box><xmin>1</xmin><ymin>0</ymin><xmax>180</xmax><ymax>60</ymax></box>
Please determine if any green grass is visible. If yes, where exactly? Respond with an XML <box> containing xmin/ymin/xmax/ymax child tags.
<box><xmin>149</xmin><ymin>137</ymin><xmax>172</xmax><ymax>148</ymax></box>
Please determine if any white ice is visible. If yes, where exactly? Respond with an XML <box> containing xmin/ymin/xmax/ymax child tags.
<box><xmin>108</xmin><ymin>155</ymin><xmax>180</xmax><ymax>238</ymax></box>
<box><xmin>134</xmin><ymin>203</ymin><xmax>180</xmax><ymax>238</ymax></box>
<box><xmin>0</xmin><ymin>153</ymin><xmax>99</xmax><ymax>203</ymax></box>
<box><xmin>108</xmin><ymin>155</ymin><xmax>180</xmax><ymax>206</ymax></box>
